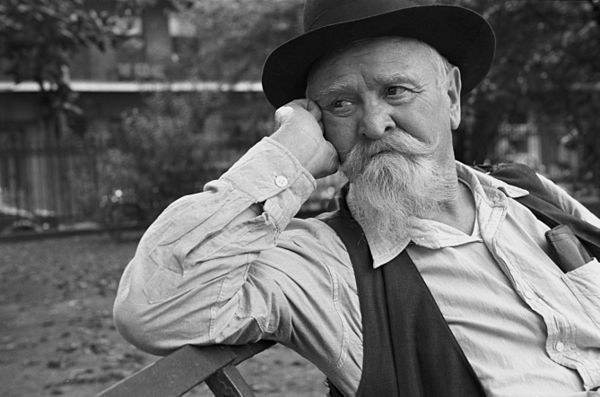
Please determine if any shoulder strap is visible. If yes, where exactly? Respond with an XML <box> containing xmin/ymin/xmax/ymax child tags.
<box><xmin>485</xmin><ymin>163</ymin><xmax>600</xmax><ymax>258</ymax></box>
<box><xmin>323</xmin><ymin>193</ymin><xmax>485</xmax><ymax>397</ymax></box>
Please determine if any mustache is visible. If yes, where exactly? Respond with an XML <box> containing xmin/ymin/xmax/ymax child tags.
<box><xmin>341</xmin><ymin>132</ymin><xmax>433</xmax><ymax>176</ymax></box>
<box><xmin>344</xmin><ymin>132</ymin><xmax>432</xmax><ymax>160</ymax></box>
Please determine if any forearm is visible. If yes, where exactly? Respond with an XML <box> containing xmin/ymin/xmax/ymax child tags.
<box><xmin>142</xmin><ymin>137</ymin><xmax>315</xmax><ymax>250</ymax></box>
<box><xmin>113</xmin><ymin>137</ymin><xmax>316</xmax><ymax>354</ymax></box>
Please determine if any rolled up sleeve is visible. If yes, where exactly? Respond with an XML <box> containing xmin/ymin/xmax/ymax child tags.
<box><xmin>113</xmin><ymin>137</ymin><xmax>316</xmax><ymax>355</ymax></box>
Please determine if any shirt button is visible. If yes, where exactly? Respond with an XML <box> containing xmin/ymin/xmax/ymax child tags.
<box><xmin>274</xmin><ymin>175</ymin><xmax>288</xmax><ymax>188</ymax></box>
<box><xmin>555</xmin><ymin>342</ymin><xmax>565</xmax><ymax>352</ymax></box>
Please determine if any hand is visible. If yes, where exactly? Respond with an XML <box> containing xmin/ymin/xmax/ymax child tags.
<box><xmin>270</xmin><ymin>99</ymin><xmax>339</xmax><ymax>179</ymax></box>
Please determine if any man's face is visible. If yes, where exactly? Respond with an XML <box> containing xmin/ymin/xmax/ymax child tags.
<box><xmin>306</xmin><ymin>37</ymin><xmax>461</xmax><ymax>166</ymax></box>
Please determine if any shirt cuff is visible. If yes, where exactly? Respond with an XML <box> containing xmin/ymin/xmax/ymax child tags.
<box><xmin>221</xmin><ymin>137</ymin><xmax>316</xmax><ymax>230</ymax></box>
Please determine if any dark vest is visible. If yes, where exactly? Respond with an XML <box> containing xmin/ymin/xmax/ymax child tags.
<box><xmin>324</xmin><ymin>163</ymin><xmax>600</xmax><ymax>397</ymax></box>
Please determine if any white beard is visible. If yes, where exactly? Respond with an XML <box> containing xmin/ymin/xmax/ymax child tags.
<box><xmin>341</xmin><ymin>132</ymin><xmax>457</xmax><ymax>240</ymax></box>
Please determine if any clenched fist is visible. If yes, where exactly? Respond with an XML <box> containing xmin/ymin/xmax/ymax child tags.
<box><xmin>271</xmin><ymin>99</ymin><xmax>339</xmax><ymax>179</ymax></box>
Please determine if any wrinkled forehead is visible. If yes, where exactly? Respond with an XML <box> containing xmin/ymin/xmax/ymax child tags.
<box><xmin>306</xmin><ymin>36</ymin><xmax>440</xmax><ymax>94</ymax></box>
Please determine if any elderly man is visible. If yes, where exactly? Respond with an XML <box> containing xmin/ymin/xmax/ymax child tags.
<box><xmin>113</xmin><ymin>0</ymin><xmax>600</xmax><ymax>396</ymax></box>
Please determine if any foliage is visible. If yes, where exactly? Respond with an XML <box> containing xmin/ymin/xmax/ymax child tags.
<box><xmin>5</xmin><ymin>0</ymin><xmax>598</xmax><ymax>209</ymax></box>
<box><xmin>180</xmin><ymin>0</ymin><xmax>600</xmax><ymax>186</ymax></box>
<box><xmin>0</xmin><ymin>0</ymin><xmax>115</xmax><ymax>117</ymax></box>
<box><xmin>0</xmin><ymin>0</ymin><xmax>110</xmax><ymax>84</ymax></box>
<box><xmin>455</xmin><ymin>0</ymin><xmax>600</xmax><ymax>186</ymax></box>
<box><xmin>182</xmin><ymin>0</ymin><xmax>304</xmax><ymax>81</ymax></box>
<box><xmin>97</xmin><ymin>90</ymin><xmax>275</xmax><ymax>218</ymax></box>
<box><xmin>0</xmin><ymin>0</ymin><xmax>177</xmax><ymax>115</ymax></box>
<box><xmin>96</xmin><ymin>93</ymin><xmax>217</xmax><ymax>216</ymax></box>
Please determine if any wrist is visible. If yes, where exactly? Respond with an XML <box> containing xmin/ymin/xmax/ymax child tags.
<box><xmin>270</xmin><ymin>127</ymin><xmax>315</xmax><ymax>168</ymax></box>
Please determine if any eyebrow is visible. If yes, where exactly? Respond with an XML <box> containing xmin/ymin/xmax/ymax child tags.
<box><xmin>373</xmin><ymin>71</ymin><xmax>419</xmax><ymax>87</ymax></box>
<box><xmin>307</xmin><ymin>71</ymin><xmax>420</xmax><ymax>101</ymax></box>
<box><xmin>307</xmin><ymin>80</ymin><xmax>354</xmax><ymax>102</ymax></box>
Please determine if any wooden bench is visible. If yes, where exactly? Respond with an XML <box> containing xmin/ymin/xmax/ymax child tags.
<box><xmin>97</xmin><ymin>340</ymin><xmax>275</xmax><ymax>397</ymax></box>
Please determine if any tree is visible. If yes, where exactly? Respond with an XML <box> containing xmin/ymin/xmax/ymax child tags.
<box><xmin>95</xmin><ymin>0</ymin><xmax>303</xmax><ymax>217</ymax></box>
<box><xmin>455</xmin><ymin>0</ymin><xmax>600</xmax><ymax>188</ymax></box>
<box><xmin>99</xmin><ymin>92</ymin><xmax>220</xmax><ymax>214</ymax></box>
<box><xmin>98</xmin><ymin>88</ymin><xmax>279</xmax><ymax>221</ymax></box>
<box><xmin>182</xmin><ymin>0</ymin><xmax>600</xmax><ymax>188</ymax></box>
<box><xmin>0</xmin><ymin>0</ymin><xmax>179</xmax><ymax>124</ymax></box>
<box><xmin>0</xmin><ymin>0</ymin><xmax>115</xmax><ymax>121</ymax></box>
<box><xmin>179</xmin><ymin>0</ymin><xmax>304</xmax><ymax>82</ymax></box>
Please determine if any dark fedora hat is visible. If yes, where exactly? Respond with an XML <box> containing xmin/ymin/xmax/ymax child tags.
<box><xmin>261</xmin><ymin>0</ymin><xmax>495</xmax><ymax>108</ymax></box>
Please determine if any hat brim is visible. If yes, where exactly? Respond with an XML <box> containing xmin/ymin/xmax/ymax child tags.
<box><xmin>262</xmin><ymin>5</ymin><xmax>495</xmax><ymax>108</ymax></box>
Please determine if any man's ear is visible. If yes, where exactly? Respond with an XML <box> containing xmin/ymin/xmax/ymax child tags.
<box><xmin>447</xmin><ymin>66</ymin><xmax>462</xmax><ymax>131</ymax></box>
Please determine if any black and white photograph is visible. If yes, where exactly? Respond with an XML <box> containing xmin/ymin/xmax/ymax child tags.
<box><xmin>1</xmin><ymin>1</ymin><xmax>600</xmax><ymax>396</ymax></box>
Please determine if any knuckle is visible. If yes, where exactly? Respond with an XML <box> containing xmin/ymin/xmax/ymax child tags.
<box><xmin>293</xmin><ymin>98</ymin><xmax>307</xmax><ymax>107</ymax></box>
<box><xmin>274</xmin><ymin>107</ymin><xmax>294</xmax><ymax>125</ymax></box>
<box><xmin>275</xmin><ymin>105</ymin><xmax>292</xmax><ymax>116</ymax></box>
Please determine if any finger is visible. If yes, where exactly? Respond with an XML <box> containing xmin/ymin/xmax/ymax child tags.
<box><xmin>306</xmin><ymin>99</ymin><xmax>324</xmax><ymax>136</ymax></box>
<box><xmin>288</xmin><ymin>99</ymin><xmax>308</xmax><ymax>109</ymax></box>
<box><xmin>324</xmin><ymin>141</ymin><xmax>340</xmax><ymax>174</ymax></box>
<box><xmin>306</xmin><ymin>99</ymin><xmax>322</xmax><ymax>121</ymax></box>
<box><xmin>274</xmin><ymin>105</ymin><xmax>294</xmax><ymax>129</ymax></box>
<box><xmin>275</xmin><ymin>104</ymin><xmax>295</xmax><ymax>119</ymax></box>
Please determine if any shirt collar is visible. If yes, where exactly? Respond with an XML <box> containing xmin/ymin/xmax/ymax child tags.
<box><xmin>345</xmin><ymin>161</ymin><xmax>530</xmax><ymax>268</ymax></box>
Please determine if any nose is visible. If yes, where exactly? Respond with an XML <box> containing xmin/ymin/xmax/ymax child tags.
<box><xmin>359</xmin><ymin>101</ymin><xmax>395</xmax><ymax>140</ymax></box>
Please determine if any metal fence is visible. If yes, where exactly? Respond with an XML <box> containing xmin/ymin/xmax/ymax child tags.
<box><xmin>0</xmin><ymin>130</ymin><xmax>100</xmax><ymax>222</ymax></box>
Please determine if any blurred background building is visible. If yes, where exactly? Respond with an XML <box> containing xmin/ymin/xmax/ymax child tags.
<box><xmin>0</xmin><ymin>0</ymin><xmax>599</xmax><ymax>234</ymax></box>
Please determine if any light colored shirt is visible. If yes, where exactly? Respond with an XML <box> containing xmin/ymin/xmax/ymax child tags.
<box><xmin>114</xmin><ymin>137</ymin><xmax>600</xmax><ymax>397</ymax></box>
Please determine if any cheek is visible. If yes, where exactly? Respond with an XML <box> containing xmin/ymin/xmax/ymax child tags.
<box><xmin>323</xmin><ymin>116</ymin><xmax>358</xmax><ymax>160</ymax></box>
<box><xmin>400</xmin><ymin>107</ymin><xmax>446</xmax><ymax>146</ymax></box>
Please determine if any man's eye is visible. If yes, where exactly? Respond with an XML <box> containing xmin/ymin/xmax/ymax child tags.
<box><xmin>332</xmin><ymin>99</ymin><xmax>352</xmax><ymax>108</ymax></box>
<box><xmin>327</xmin><ymin>99</ymin><xmax>354</xmax><ymax>115</ymax></box>
<box><xmin>386</xmin><ymin>86</ymin><xmax>409</xmax><ymax>97</ymax></box>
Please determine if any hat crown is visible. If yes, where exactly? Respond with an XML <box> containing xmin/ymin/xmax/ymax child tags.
<box><xmin>304</xmin><ymin>0</ymin><xmax>435</xmax><ymax>31</ymax></box>
<box><xmin>263</xmin><ymin>0</ymin><xmax>495</xmax><ymax>108</ymax></box>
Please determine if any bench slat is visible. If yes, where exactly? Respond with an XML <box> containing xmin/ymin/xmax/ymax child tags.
<box><xmin>96</xmin><ymin>341</ymin><xmax>275</xmax><ymax>397</ymax></box>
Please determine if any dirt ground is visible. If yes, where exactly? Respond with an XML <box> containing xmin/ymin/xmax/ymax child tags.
<box><xmin>0</xmin><ymin>233</ymin><xmax>327</xmax><ymax>397</ymax></box>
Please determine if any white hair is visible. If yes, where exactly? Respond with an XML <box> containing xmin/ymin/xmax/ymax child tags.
<box><xmin>422</xmin><ymin>40</ymin><xmax>454</xmax><ymax>89</ymax></box>
<box><xmin>341</xmin><ymin>130</ymin><xmax>457</xmax><ymax>240</ymax></box>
